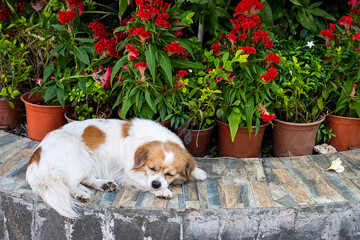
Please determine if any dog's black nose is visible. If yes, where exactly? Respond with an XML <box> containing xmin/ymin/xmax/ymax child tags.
<box><xmin>152</xmin><ymin>180</ymin><xmax>161</xmax><ymax>189</ymax></box>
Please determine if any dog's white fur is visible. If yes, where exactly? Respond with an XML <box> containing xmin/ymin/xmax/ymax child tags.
<box><xmin>26</xmin><ymin>118</ymin><xmax>206</xmax><ymax>218</ymax></box>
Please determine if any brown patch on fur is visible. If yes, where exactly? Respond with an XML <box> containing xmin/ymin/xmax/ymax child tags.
<box><xmin>81</xmin><ymin>125</ymin><xmax>106</xmax><ymax>150</ymax></box>
<box><xmin>121</xmin><ymin>122</ymin><xmax>132</xmax><ymax>138</ymax></box>
<box><xmin>133</xmin><ymin>141</ymin><xmax>164</xmax><ymax>169</ymax></box>
<box><xmin>28</xmin><ymin>147</ymin><xmax>42</xmax><ymax>167</ymax></box>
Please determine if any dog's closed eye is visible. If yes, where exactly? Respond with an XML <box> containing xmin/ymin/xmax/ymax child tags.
<box><xmin>165</xmin><ymin>173</ymin><xmax>173</xmax><ymax>177</ymax></box>
<box><xmin>149</xmin><ymin>167</ymin><xmax>157</xmax><ymax>171</ymax></box>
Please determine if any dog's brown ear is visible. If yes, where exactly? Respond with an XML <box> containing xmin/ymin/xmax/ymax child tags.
<box><xmin>184</xmin><ymin>156</ymin><xmax>195</xmax><ymax>181</ymax></box>
<box><xmin>133</xmin><ymin>145</ymin><xmax>149</xmax><ymax>169</ymax></box>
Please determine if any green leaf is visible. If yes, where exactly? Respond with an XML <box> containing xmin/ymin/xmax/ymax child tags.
<box><xmin>43</xmin><ymin>63</ymin><xmax>55</xmax><ymax>81</ymax></box>
<box><xmin>76</xmin><ymin>47</ymin><xmax>90</xmax><ymax>65</ymax></box>
<box><xmin>171</xmin><ymin>59</ymin><xmax>204</xmax><ymax>69</ymax></box>
<box><xmin>145</xmin><ymin>90</ymin><xmax>155</xmax><ymax>112</ymax></box>
<box><xmin>119</xmin><ymin>0</ymin><xmax>128</xmax><ymax>17</ymax></box>
<box><xmin>290</xmin><ymin>0</ymin><xmax>303</xmax><ymax>6</ymax></box>
<box><xmin>110</xmin><ymin>56</ymin><xmax>127</xmax><ymax>80</ymax></box>
<box><xmin>49</xmin><ymin>44</ymin><xmax>64</xmax><ymax>58</ymax></box>
<box><xmin>145</xmin><ymin>45</ymin><xmax>156</xmax><ymax>81</ymax></box>
<box><xmin>120</xmin><ymin>97</ymin><xmax>132</xmax><ymax>119</ymax></box>
<box><xmin>44</xmin><ymin>85</ymin><xmax>57</xmax><ymax>102</ymax></box>
<box><xmin>57</xmin><ymin>88</ymin><xmax>65</xmax><ymax>108</ymax></box>
<box><xmin>228</xmin><ymin>108</ymin><xmax>241</xmax><ymax>142</ymax></box>
<box><xmin>158</xmin><ymin>52</ymin><xmax>173</xmax><ymax>85</ymax></box>
<box><xmin>308</xmin><ymin>8</ymin><xmax>336</xmax><ymax>21</ymax></box>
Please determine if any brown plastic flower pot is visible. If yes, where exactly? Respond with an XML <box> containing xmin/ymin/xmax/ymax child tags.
<box><xmin>0</xmin><ymin>97</ymin><xmax>24</xmax><ymax>129</ymax></box>
<box><xmin>216</xmin><ymin>119</ymin><xmax>269</xmax><ymax>158</ymax></box>
<box><xmin>176</xmin><ymin>124</ymin><xmax>215</xmax><ymax>157</ymax></box>
<box><xmin>273</xmin><ymin>117</ymin><xmax>325</xmax><ymax>157</ymax></box>
<box><xmin>326</xmin><ymin>114</ymin><xmax>360</xmax><ymax>151</ymax></box>
<box><xmin>21</xmin><ymin>92</ymin><xmax>70</xmax><ymax>141</ymax></box>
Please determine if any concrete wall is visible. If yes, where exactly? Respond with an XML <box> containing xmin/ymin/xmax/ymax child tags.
<box><xmin>0</xmin><ymin>191</ymin><xmax>359</xmax><ymax>240</ymax></box>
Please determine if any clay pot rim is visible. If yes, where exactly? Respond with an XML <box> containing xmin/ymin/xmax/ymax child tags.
<box><xmin>21</xmin><ymin>91</ymin><xmax>70</xmax><ymax>109</ymax></box>
<box><xmin>274</xmin><ymin>115</ymin><xmax>325</xmax><ymax>127</ymax></box>
<box><xmin>327</xmin><ymin>114</ymin><xmax>360</xmax><ymax>121</ymax></box>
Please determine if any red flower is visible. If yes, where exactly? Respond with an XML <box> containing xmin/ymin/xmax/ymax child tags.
<box><xmin>136</xmin><ymin>8</ymin><xmax>153</xmax><ymax>20</ymax></box>
<box><xmin>128</xmin><ymin>27</ymin><xmax>152</xmax><ymax>43</ymax></box>
<box><xmin>66</xmin><ymin>0</ymin><xmax>84</xmax><ymax>14</ymax></box>
<box><xmin>95</xmin><ymin>39</ymin><xmax>106</xmax><ymax>54</ymax></box>
<box><xmin>238</xmin><ymin>34</ymin><xmax>248</xmax><ymax>42</ymax></box>
<box><xmin>114</xmin><ymin>30</ymin><xmax>127</xmax><ymax>42</ymax></box>
<box><xmin>234</xmin><ymin>0</ymin><xmax>264</xmax><ymax>17</ymax></box>
<box><xmin>320</xmin><ymin>29</ymin><xmax>333</xmax><ymax>39</ymax></box>
<box><xmin>264</xmin><ymin>53</ymin><xmax>280</xmax><ymax>65</ymax></box>
<box><xmin>17</xmin><ymin>2</ymin><xmax>26</xmax><ymax>16</ymax></box>
<box><xmin>329</xmin><ymin>23</ymin><xmax>336</xmax><ymax>32</ymax></box>
<box><xmin>155</xmin><ymin>18</ymin><xmax>170</xmax><ymax>28</ymax></box>
<box><xmin>261</xmin><ymin>112</ymin><xmax>275</xmax><ymax>122</ymax></box>
<box><xmin>238</xmin><ymin>46</ymin><xmax>256</xmax><ymax>54</ymax></box>
<box><xmin>259</xmin><ymin>68</ymin><xmax>278</xmax><ymax>82</ymax></box>
<box><xmin>338</xmin><ymin>16</ymin><xmax>353</xmax><ymax>26</ymax></box>
<box><xmin>58</xmin><ymin>9</ymin><xmax>77</xmax><ymax>26</ymax></box>
<box><xmin>353</xmin><ymin>33</ymin><xmax>360</xmax><ymax>40</ymax></box>
<box><xmin>120</xmin><ymin>17</ymin><xmax>135</xmax><ymax>26</ymax></box>
<box><xmin>0</xmin><ymin>6</ymin><xmax>11</xmax><ymax>21</ymax></box>
<box><xmin>125</xmin><ymin>44</ymin><xmax>139</xmax><ymax>61</ymax></box>
<box><xmin>211</xmin><ymin>43</ymin><xmax>221</xmax><ymax>54</ymax></box>
<box><xmin>176</xmin><ymin>70</ymin><xmax>188</xmax><ymax>78</ymax></box>
<box><xmin>89</xmin><ymin>22</ymin><xmax>109</xmax><ymax>40</ymax></box>
<box><xmin>134</xmin><ymin>62</ymin><xmax>148</xmax><ymax>73</ymax></box>
<box><xmin>164</xmin><ymin>42</ymin><xmax>188</xmax><ymax>58</ymax></box>
<box><xmin>93</xmin><ymin>67</ymin><xmax>112</xmax><ymax>89</ymax></box>
<box><xmin>105</xmin><ymin>39</ymin><xmax>118</xmax><ymax>58</ymax></box>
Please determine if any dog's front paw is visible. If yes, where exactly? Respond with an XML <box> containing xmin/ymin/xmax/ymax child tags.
<box><xmin>152</xmin><ymin>188</ymin><xmax>172</xmax><ymax>199</ymax></box>
<box><xmin>75</xmin><ymin>193</ymin><xmax>90</xmax><ymax>202</ymax></box>
<box><xmin>101</xmin><ymin>181</ymin><xmax>118</xmax><ymax>192</ymax></box>
<box><xmin>192</xmin><ymin>167</ymin><xmax>207</xmax><ymax>181</ymax></box>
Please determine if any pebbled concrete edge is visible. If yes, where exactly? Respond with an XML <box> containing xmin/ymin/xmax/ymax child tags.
<box><xmin>0</xmin><ymin>190</ymin><xmax>359</xmax><ymax>240</ymax></box>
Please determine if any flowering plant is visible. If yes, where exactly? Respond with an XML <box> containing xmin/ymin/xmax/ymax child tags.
<box><xmin>272</xmin><ymin>39</ymin><xmax>328</xmax><ymax>123</ymax></box>
<box><xmin>320</xmin><ymin>0</ymin><xmax>360</xmax><ymax>118</ymax></box>
<box><xmin>111</xmin><ymin>0</ymin><xmax>204</xmax><ymax>125</ymax></box>
<box><xmin>206</xmin><ymin>0</ymin><xmax>279</xmax><ymax>140</ymax></box>
<box><xmin>32</xmin><ymin>0</ymin><xmax>119</xmax><ymax>109</ymax></box>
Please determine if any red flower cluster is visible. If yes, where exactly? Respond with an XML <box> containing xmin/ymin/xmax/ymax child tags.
<box><xmin>353</xmin><ymin>33</ymin><xmax>360</xmax><ymax>40</ymax></box>
<box><xmin>211</xmin><ymin>43</ymin><xmax>221</xmax><ymax>54</ymax></box>
<box><xmin>231</xmin><ymin>15</ymin><xmax>261</xmax><ymax>32</ymax></box>
<box><xmin>66</xmin><ymin>0</ymin><xmax>84</xmax><ymax>14</ymax></box>
<box><xmin>0</xmin><ymin>6</ymin><xmax>11</xmax><ymax>21</ymax></box>
<box><xmin>128</xmin><ymin>27</ymin><xmax>152</xmax><ymax>43</ymax></box>
<box><xmin>238</xmin><ymin>46</ymin><xmax>256</xmax><ymax>54</ymax></box>
<box><xmin>120</xmin><ymin>17</ymin><xmax>135</xmax><ymax>26</ymax></box>
<box><xmin>125</xmin><ymin>44</ymin><xmax>139</xmax><ymax>61</ymax></box>
<box><xmin>155</xmin><ymin>13</ymin><xmax>171</xmax><ymax>28</ymax></box>
<box><xmin>57</xmin><ymin>9</ymin><xmax>77</xmax><ymax>26</ymax></box>
<box><xmin>264</xmin><ymin>53</ymin><xmax>280</xmax><ymax>66</ymax></box>
<box><xmin>258</xmin><ymin>104</ymin><xmax>275</xmax><ymax>122</ymax></box>
<box><xmin>338</xmin><ymin>16</ymin><xmax>353</xmax><ymax>26</ymax></box>
<box><xmin>89</xmin><ymin>22</ymin><xmax>109</xmax><ymax>40</ymax></box>
<box><xmin>259</xmin><ymin>68</ymin><xmax>278</xmax><ymax>82</ymax></box>
<box><xmin>164</xmin><ymin>42</ymin><xmax>188</xmax><ymax>58</ymax></box>
<box><xmin>234</xmin><ymin>0</ymin><xmax>264</xmax><ymax>17</ymax></box>
<box><xmin>176</xmin><ymin>70</ymin><xmax>188</xmax><ymax>78</ymax></box>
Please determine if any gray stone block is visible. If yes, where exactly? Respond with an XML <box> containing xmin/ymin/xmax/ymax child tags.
<box><xmin>183</xmin><ymin>211</ymin><xmax>220</xmax><ymax>240</ymax></box>
<box><xmin>36</xmin><ymin>202</ymin><xmax>67</xmax><ymax>240</ymax></box>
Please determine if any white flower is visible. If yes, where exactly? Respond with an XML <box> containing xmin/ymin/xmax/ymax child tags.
<box><xmin>306</xmin><ymin>41</ymin><xmax>315</xmax><ymax>48</ymax></box>
<box><xmin>188</xmin><ymin>69</ymin><xmax>193</xmax><ymax>73</ymax></box>
<box><xmin>325</xmin><ymin>158</ymin><xmax>344</xmax><ymax>173</ymax></box>
<box><xmin>289</xmin><ymin>70</ymin><xmax>293</xmax><ymax>76</ymax></box>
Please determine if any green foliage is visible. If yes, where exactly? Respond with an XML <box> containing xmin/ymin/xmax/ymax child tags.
<box><xmin>316</xmin><ymin>123</ymin><xmax>335</xmax><ymax>144</ymax></box>
<box><xmin>0</xmin><ymin>30</ymin><xmax>32</xmax><ymax>100</ymax></box>
<box><xmin>273</xmin><ymin>42</ymin><xmax>328</xmax><ymax>123</ymax></box>
<box><xmin>69</xmin><ymin>80</ymin><xmax>111</xmax><ymax>120</ymax></box>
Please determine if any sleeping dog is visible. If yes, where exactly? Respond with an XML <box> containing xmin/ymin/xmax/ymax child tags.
<box><xmin>26</xmin><ymin>118</ymin><xmax>207</xmax><ymax>218</ymax></box>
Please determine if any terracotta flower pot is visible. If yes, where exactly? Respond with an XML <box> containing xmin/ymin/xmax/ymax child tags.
<box><xmin>0</xmin><ymin>97</ymin><xmax>24</xmax><ymax>129</ymax></box>
<box><xmin>21</xmin><ymin>92</ymin><xmax>70</xmax><ymax>141</ymax></box>
<box><xmin>273</xmin><ymin>117</ymin><xmax>325</xmax><ymax>157</ymax></box>
<box><xmin>215</xmin><ymin>119</ymin><xmax>269</xmax><ymax>158</ymax></box>
<box><xmin>65</xmin><ymin>107</ymin><xmax>113</xmax><ymax>123</ymax></box>
<box><xmin>177</xmin><ymin>124</ymin><xmax>215</xmax><ymax>157</ymax></box>
<box><xmin>326</xmin><ymin>114</ymin><xmax>360</xmax><ymax>151</ymax></box>
<box><xmin>117</xmin><ymin>107</ymin><xmax>170</xmax><ymax>128</ymax></box>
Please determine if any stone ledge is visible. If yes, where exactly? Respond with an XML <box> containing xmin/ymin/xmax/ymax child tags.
<box><xmin>1</xmin><ymin>190</ymin><xmax>359</xmax><ymax>240</ymax></box>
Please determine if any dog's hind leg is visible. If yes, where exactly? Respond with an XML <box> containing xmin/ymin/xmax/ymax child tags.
<box><xmin>69</xmin><ymin>184</ymin><xmax>91</xmax><ymax>202</ymax></box>
<box><xmin>81</xmin><ymin>176</ymin><xmax>118</xmax><ymax>192</ymax></box>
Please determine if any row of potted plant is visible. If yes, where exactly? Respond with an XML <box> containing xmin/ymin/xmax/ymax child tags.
<box><xmin>0</xmin><ymin>0</ymin><xmax>359</xmax><ymax>158</ymax></box>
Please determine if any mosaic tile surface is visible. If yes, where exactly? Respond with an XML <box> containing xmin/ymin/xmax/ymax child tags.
<box><xmin>0</xmin><ymin>130</ymin><xmax>359</xmax><ymax>210</ymax></box>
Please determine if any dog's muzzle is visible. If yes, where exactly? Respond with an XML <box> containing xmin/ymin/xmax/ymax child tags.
<box><xmin>151</xmin><ymin>180</ymin><xmax>161</xmax><ymax>189</ymax></box>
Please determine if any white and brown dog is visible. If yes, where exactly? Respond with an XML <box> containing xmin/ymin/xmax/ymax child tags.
<box><xmin>26</xmin><ymin>118</ymin><xmax>207</xmax><ymax>218</ymax></box>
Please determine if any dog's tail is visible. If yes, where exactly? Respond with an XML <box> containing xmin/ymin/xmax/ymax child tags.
<box><xmin>26</xmin><ymin>165</ymin><xmax>81</xmax><ymax>219</ymax></box>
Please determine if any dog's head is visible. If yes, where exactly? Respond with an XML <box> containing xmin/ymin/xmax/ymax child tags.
<box><xmin>132</xmin><ymin>140</ymin><xmax>195</xmax><ymax>190</ymax></box>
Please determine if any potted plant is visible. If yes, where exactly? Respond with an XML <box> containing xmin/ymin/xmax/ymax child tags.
<box><xmin>111</xmin><ymin>0</ymin><xmax>204</xmax><ymax>127</ymax></box>
<box><xmin>320</xmin><ymin>1</ymin><xmax>360</xmax><ymax>151</ymax></box>
<box><xmin>205</xmin><ymin>0</ymin><xmax>278</xmax><ymax>158</ymax></box>
<box><xmin>272</xmin><ymin>42</ymin><xmax>328</xmax><ymax>157</ymax></box>
<box><xmin>21</xmin><ymin>0</ymin><xmax>111</xmax><ymax>140</ymax></box>
<box><xmin>0</xmin><ymin>2</ymin><xmax>32</xmax><ymax>129</ymax></box>
<box><xmin>175</xmin><ymin>69</ymin><xmax>221</xmax><ymax>157</ymax></box>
